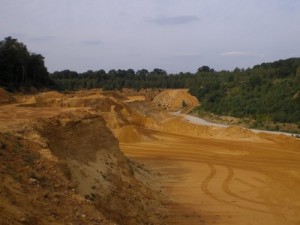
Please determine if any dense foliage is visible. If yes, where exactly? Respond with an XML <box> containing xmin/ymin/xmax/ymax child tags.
<box><xmin>189</xmin><ymin>60</ymin><xmax>300</xmax><ymax>124</ymax></box>
<box><xmin>0</xmin><ymin>37</ymin><xmax>51</xmax><ymax>89</ymax></box>
<box><xmin>51</xmin><ymin>59</ymin><xmax>300</xmax><ymax>124</ymax></box>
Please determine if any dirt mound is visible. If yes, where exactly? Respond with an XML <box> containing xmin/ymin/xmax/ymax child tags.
<box><xmin>27</xmin><ymin>111</ymin><xmax>167</xmax><ymax>225</ymax></box>
<box><xmin>99</xmin><ymin>101</ymin><xmax>161</xmax><ymax>142</ymax></box>
<box><xmin>161</xmin><ymin>117</ymin><xmax>262</xmax><ymax>141</ymax></box>
<box><xmin>0</xmin><ymin>131</ymin><xmax>113</xmax><ymax>225</ymax></box>
<box><xmin>125</xmin><ymin>101</ymin><xmax>170</xmax><ymax>126</ymax></box>
<box><xmin>153</xmin><ymin>89</ymin><xmax>199</xmax><ymax>113</ymax></box>
<box><xmin>0</xmin><ymin>88</ymin><xmax>16</xmax><ymax>105</ymax></box>
<box><xmin>34</xmin><ymin>91</ymin><xmax>65</xmax><ymax>107</ymax></box>
<box><xmin>222</xmin><ymin>126</ymin><xmax>257</xmax><ymax>139</ymax></box>
<box><xmin>33</xmin><ymin>91</ymin><xmax>122</xmax><ymax>111</ymax></box>
<box><xmin>24</xmin><ymin>90</ymin><xmax>165</xmax><ymax>134</ymax></box>
<box><xmin>30</xmin><ymin>111</ymin><xmax>123</xmax><ymax>163</ymax></box>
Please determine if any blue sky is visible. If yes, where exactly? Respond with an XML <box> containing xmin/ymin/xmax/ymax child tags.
<box><xmin>1</xmin><ymin>0</ymin><xmax>300</xmax><ymax>73</ymax></box>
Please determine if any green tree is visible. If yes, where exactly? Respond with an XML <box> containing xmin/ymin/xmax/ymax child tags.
<box><xmin>0</xmin><ymin>36</ymin><xmax>50</xmax><ymax>88</ymax></box>
<box><xmin>0</xmin><ymin>37</ymin><xmax>29</xmax><ymax>84</ymax></box>
<box><xmin>296</xmin><ymin>66</ymin><xmax>300</xmax><ymax>77</ymax></box>
<box><xmin>197</xmin><ymin>66</ymin><xmax>213</xmax><ymax>73</ymax></box>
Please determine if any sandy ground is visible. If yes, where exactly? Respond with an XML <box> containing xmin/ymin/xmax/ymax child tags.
<box><xmin>1</xmin><ymin>90</ymin><xmax>300</xmax><ymax>224</ymax></box>
<box><xmin>121</xmin><ymin>130</ymin><xmax>300</xmax><ymax>225</ymax></box>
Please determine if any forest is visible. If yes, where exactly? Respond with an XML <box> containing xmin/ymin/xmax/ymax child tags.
<box><xmin>1</xmin><ymin>37</ymin><xmax>300</xmax><ymax>127</ymax></box>
<box><xmin>51</xmin><ymin>59</ymin><xmax>300</xmax><ymax>124</ymax></box>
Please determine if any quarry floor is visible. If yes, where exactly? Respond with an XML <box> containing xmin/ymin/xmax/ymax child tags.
<box><xmin>121</xmin><ymin>130</ymin><xmax>300</xmax><ymax>225</ymax></box>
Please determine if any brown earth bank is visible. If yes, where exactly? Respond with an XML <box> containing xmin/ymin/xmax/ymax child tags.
<box><xmin>0</xmin><ymin>88</ymin><xmax>300</xmax><ymax>225</ymax></box>
<box><xmin>0</xmin><ymin>89</ymin><xmax>171</xmax><ymax>225</ymax></box>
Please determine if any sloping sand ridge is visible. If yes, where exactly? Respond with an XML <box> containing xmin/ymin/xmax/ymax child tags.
<box><xmin>0</xmin><ymin>89</ymin><xmax>300</xmax><ymax>225</ymax></box>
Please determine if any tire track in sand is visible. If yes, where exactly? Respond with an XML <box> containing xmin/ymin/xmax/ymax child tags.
<box><xmin>201</xmin><ymin>164</ymin><xmax>270</xmax><ymax>214</ymax></box>
<box><xmin>222</xmin><ymin>167</ymin><xmax>277</xmax><ymax>207</ymax></box>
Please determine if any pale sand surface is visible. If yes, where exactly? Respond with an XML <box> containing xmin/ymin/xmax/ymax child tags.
<box><xmin>121</xmin><ymin>130</ymin><xmax>300</xmax><ymax>225</ymax></box>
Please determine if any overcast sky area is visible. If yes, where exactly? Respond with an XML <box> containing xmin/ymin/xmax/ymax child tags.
<box><xmin>1</xmin><ymin>0</ymin><xmax>300</xmax><ymax>73</ymax></box>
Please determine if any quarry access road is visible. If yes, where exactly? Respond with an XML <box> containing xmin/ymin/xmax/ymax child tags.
<box><xmin>181</xmin><ymin>113</ymin><xmax>297</xmax><ymax>137</ymax></box>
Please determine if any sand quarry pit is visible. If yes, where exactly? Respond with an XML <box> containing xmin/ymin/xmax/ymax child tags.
<box><xmin>0</xmin><ymin>89</ymin><xmax>300</xmax><ymax>225</ymax></box>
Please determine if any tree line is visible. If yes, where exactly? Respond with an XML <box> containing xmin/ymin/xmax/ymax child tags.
<box><xmin>1</xmin><ymin>37</ymin><xmax>300</xmax><ymax>125</ymax></box>
<box><xmin>51</xmin><ymin>59</ymin><xmax>300</xmax><ymax>124</ymax></box>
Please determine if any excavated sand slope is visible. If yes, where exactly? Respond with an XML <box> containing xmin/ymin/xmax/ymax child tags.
<box><xmin>29</xmin><ymin>111</ymin><xmax>167</xmax><ymax>225</ymax></box>
<box><xmin>1</xmin><ymin>89</ymin><xmax>300</xmax><ymax>225</ymax></box>
<box><xmin>0</xmin><ymin>90</ymin><xmax>169</xmax><ymax>225</ymax></box>
<box><xmin>0</xmin><ymin>131</ymin><xmax>114</xmax><ymax>225</ymax></box>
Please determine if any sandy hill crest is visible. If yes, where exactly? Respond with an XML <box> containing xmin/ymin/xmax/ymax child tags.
<box><xmin>153</xmin><ymin>89</ymin><xmax>199</xmax><ymax>113</ymax></box>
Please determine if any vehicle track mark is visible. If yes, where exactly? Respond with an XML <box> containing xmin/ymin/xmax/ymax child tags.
<box><xmin>222</xmin><ymin>167</ymin><xmax>273</xmax><ymax>206</ymax></box>
<box><xmin>201</xmin><ymin>164</ymin><xmax>270</xmax><ymax>214</ymax></box>
<box><xmin>235</xmin><ymin>178</ymin><xmax>258</xmax><ymax>189</ymax></box>
<box><xmin>252</xmin><ymin>176</ymin><xmax>267</xmax><ymax>184</ymax></box>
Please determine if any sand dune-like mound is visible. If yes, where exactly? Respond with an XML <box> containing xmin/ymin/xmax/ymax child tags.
<box><xmin>100</xmin><ymin>102</ymin><xmax>163</xmax><ymax>142</ymax></box>
<box><xmin>161</xmin><ymin>117</ymin><xmax>262</xmax><ymax>141</ymax></box>
<box><xmin>0</xmin><ymin>88</ymin><xmax>16</xmax><ymax>105</ymax></box>
<box><xmin>33</xmin><ymin>91</ymin><xmax>124</xmax><ymax>111</ymax></box>
<box><xmin>34</xmin><ymin>91</ymin><xmax>65</xmax><ymax>106</ymax></box>
<box><xmin>28</xmin><ymin>90</ymin><xmax>159</xmax><ymax>144</ymax></box>
<box><xmin>153</xmin><ymin>89</ymin><xmax>199</xmax><ymax>113</ymax></box>
<box><xmin>26</xmin><ymin>111</ymin><xmax>167</xmax><ymax>225</ymax></box>
<box><xmin>126</xmin><ymin>101</ymin><xmax>170</xmax><ymax>123</ymax></box>
<box><xmin>0</xmin><ymin>130</ymin><xmax>113</xmax><ymax>225</ymax></box>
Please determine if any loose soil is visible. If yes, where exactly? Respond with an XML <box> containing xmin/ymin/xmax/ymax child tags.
<box><xmin>1</xmin><ymin>89</ymin><xmax>300</xmax><ymax>225</ymax></box>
